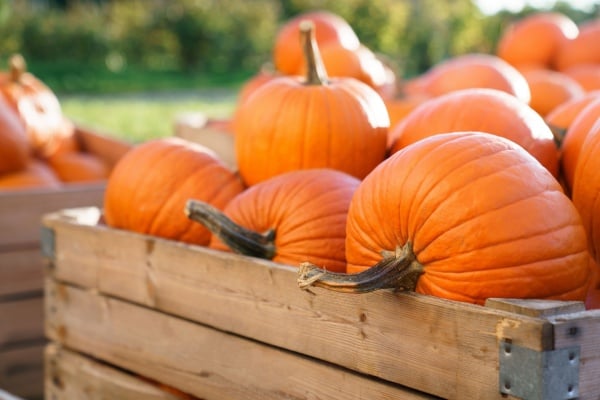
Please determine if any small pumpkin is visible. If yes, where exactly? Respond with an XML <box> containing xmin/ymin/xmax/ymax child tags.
<box><xmin>388</xmin><ymin>88</ymin><xmax>560</xmax><ymax>177</ymax></box>
<box><xmin>48</xmin><ymin>151</ymin><xmax>109</xmax><ymax>183</ymax></box>
<box><xmin>298</xmin><ymin>131</ymin><xmax>590</xmax><ymax>305</ymax></box>
<box><xmin>401</xmin><ymin>53</ymin><xmax>531</xmax><ymax>104</ymax></box>
<box><xmin>560</xmin><ymin>97</ymin><xmax>600</xmax><ymax>193</ymax></box>
<box><xmin>235</xmin><ymin>21</ymin><xmax>388</xmax><ymax>186</ymax></box>
<box><xmin>0</xmin><ymin>54</ymin><xmax>78</xmax><ymax>159</ymax></box>
<box><xmin>186</xmin><ymin>168</ymin><xmax>360</xmax><ymax>272</ymax></box>
<box><xmin>571</xmin><ymin>118</ymin><xmax>600</xmax><ymax>262</ymax></box>
<box><xmin>563</xmin><ymin>64</ymin><xmax>600</xmax><ymax>92</ymax></box>
<box><xmin>496</xmin><ymin>12</ymin><xmax>578</xmax><ymax>69</ymax></box>
<box><xmin>554</xmin><ymin>19</ymin><xmax>600</xmax><ymax>72</ymax></box>
<box><xmin>272</xmin><ymin>10</ymin><xmax>360</xmax><ymax>76</ymax></box>
<box><xmin>0</xmin><ymin>159</ymin><xmax>61</xmax><ymax>190</ymax></box>
<box><xmin>545</xmin><ymin>90</ymin><xmax>600</xmax><ymax>143</ymax></box>
<box><xmin>0</xmin><ymin>93</ymin><xmax>29</xmax><ymax>174</ymax></box>
<box><xmin>520</xmin><ymin>67</ymin><xmax>585</xmax><ymax>117</ymax></box>
<box><xmin>104</xmin><ymin>137</ymin><xmax>245</xmax><ymax>246</ymax></box>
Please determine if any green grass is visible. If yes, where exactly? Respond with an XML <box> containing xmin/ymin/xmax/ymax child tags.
<box><xmin>60</xmin><ymin>89</ymin><xmax>239</xmax><ymax>144</ymax></box>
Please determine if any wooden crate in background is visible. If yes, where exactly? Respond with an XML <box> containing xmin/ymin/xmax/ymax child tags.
<box><xmin>42</xmin><ymin>207</ymin><xmax>600</xmax><ymax>400</ymax></box>
<box><xmin>0</xmin><ymin>127</ymin><xmax>130</xmax><ymax>399</ymax></box>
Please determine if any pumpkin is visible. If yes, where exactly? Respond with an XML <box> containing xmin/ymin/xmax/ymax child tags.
<box><xmin>520</xmin><ymin>68</ymin><xmax>585</xmax><ymax>117</ymax></box>
<box><xmin>0</xmin><ymin>159</ymin><xmax>61</xmax><ymax>190</ymax></box>
<box><xmin>0</xmin><ymin>93</ymin><xmax>29</xmax><ymax>174</ymax></box>
<box><xmin>272</xmin><ymin>10</ymin><xmax>360</xmax><ymax>76</ymax></box>
<box><xmin>0</xmin><ymin>54</ymin><xmax>78</xmax><ymax>159</ymax></box>
<box><xmin>103</xmin><ymin>137</ymin><xmax>245</xmax><ymax>246</ymax></box>
<box><xmin>563</xmin><ymin>64</ymin><xmax>600</xmax><ymax>92</ymax></box>
<box><xmin>234</xmin><ymin>21</ymin><xmax>389</xmax><ymax>186</ymax></box>
<box><xmin>298</xmin><ymin>131</ymin><xmax>590</xmax><ymax>305</ymax></box>
<box><xmin>560</xmin><ymin>97</ymin><xmax>600</xmax><ymax>193</ymax></box>
<box><xmin>545</xmin><ymin>90</ymin><xmax>600</xmax><ymax>143</ymax></box>
<box><xmin>555</xmin><ymin>19</ymin><xmax>600</xmax><ymax>72</ymax></box>
<box><xmin>388</xmin><ymin>88</ymin><xmax>560</xmax><ymax>177</ymax></box>
<box><xmin>401</xmin><ymin>53</ymin><xmax>531</xmax><ymax>104</ymax></box>
<box><xmin>496</xmin><ymin>12</ymin><xmax>578</xmax><ymax>69</ymax></box>
<box><xmin>384</xmin><ymin>94</ymin><xmax>428</xmax><ymax>136</ymax></box>
<box><xmin>236</xmin><ymin>64</ymin><xmax>278</xmax><ymax>108</ymax></box>
<box><xmin>48</xmin><ymin>151</ymin><xmax>109</xmax><ymax>183</ymax></box>
<box><xmin>571</xmin><ymin>118</ymin><xmax>600</xmax><ymax>262</ymax></box>
<box><xmin>585</xmin><ymin>258</ymin><xmax>600</xmax><ymax>310</ymax></box>
<box><xmin>186</xmin><ymin>168</ymin><xmax>360</xmax><ymax>272</ymax></box>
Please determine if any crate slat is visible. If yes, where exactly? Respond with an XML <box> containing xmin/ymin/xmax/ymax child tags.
<box><xmin>0</xmin><ymin>344</ymin><xmax>45</xmax><ymax>400</ymax></box>
<box><xmin>0</xmin><ymin>296</ymin><xmax>44</xmax><ymax>347</ymax></box>
<box><xmin>0</xmin><ymin>248</ymin><xmax>44</xmax><ymax>296</ymax></box>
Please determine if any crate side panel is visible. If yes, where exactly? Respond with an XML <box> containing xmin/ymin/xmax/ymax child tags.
<box><xmin>0</xmin><ymin>296</ymin><xmax>44</xmax><ymax>346</ymax></box>
<box><xmin>0</xmin><ymin>247</ymin><xmax>44</xmax><ymax>296</ymax></box>
<box><xmin>45</xmin><ymin>344</ymin><xmax>193</xmax><ymax>400</ymax></box>
<box><xmin>44</xmin><ymin>210</ymin><xmax>552</xmax><ymax>399</ymax></box>
<box><xmin>0</xmin><ymin>344</ymin><xmax>44</xmax><ymax>400</ymax></box>
<box><xmin>45</xmin><ymin>280</ymin><xmax>441</xmax><ymax>400</ymax></box>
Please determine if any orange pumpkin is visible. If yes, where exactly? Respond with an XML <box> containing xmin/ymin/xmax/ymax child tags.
<box><xmin>299</xmin><ymin>131</ymin><xmax>590</xmax><ymax>305</ymax></box>
<box><xmin>0</xmin><ymin>159</ymin><xmax>61</xmax><ymax>190</ymax></box>
<box><xmin>48</xmin><ymin>151</ymin><xmax>109</xmax><ymax>183</ymax></box>
<box><xmin>272</xmin><ymin>10</ymin><xmax>360</xmax><ymax>75</ymax></box>
<box><xmin>496</xmin><ymin>12</ymin><xmax>578</xmax><ymax>69</ymax></box>
<box><xmin>388</xmin><ymin>88</ymin><xmax>560</xmax><ymax>177</ymax></box>
<box><xmin>560</xmin><ymin>97</ymin><xmax>600</xmax><ymax>193</ymax></box>
<box><xmin>235</xmin><ymin>21</ymin><xmax>388</xmax><ymax>186</ymax></box>
<box><xmin>555</xmin><ymin>19</ymin><xmax>600</xmax><ymax>72</ymax></box>
<box><xmin>384</xmin><ymin>94</ymin><xmax>428</xmax><ymax>136</ymax></box>
<box><xmin>186</xmin><ymin>168</ymin><xmax>360</xmax><ymax>272</ymax></box>
<box><xmin>563</xmin><ymin>64</ymin><xmax>600</xmax><ymax>92</ymax></box>
<box><xmin>104</xmin><ymin>137</ymin><xmax>245</xmax><ymax>246</ymax></box>
<box><xmin>0</xmin><ymin>54</ymin><xmax>78</xmax><ymax>159</ymax></box>
<box><xmin>545</xmin><ymin>90</ymin><xmax>600</xmax><ymax>142</ymax></box>
<box><xmin>585</xmin><ymin>258</ymin><xmax>600</xmax><ymax>310</ymax></box>
<box><xmin>0</xmin><ymin>94</ymin><xmax>29</xmax><ymax>174</ymax></box>
<box><xmin>401</xmin><ymin>53</ymin><xmax>531</xmax><ymax>104</ymax></box>
<box><xmin>520</xmin><ymin>68</ymin><xmax>585</xmax><ymax>117</ymax></box>
<box><xmin>572</xmin><ymin>118</ymin><xmax>600</xmax><ymax>262</ymax></box>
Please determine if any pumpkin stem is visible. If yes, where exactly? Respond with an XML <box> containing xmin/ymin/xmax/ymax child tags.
<box><xmin>185</xmin><ymin>199</ymin><xmax>276</xmax><ymax>260</ymax></box>
<box><xmin>9</xmin><ymin>54</ymin><xmax>26</xmax><ymax>83</ymax></box>
<box><xmin>297</xmin><ymin>242</ymin><xmax>424</xmax><ymax>293</ymax></box>
<box><xmin>299</xmin><ymin>20</ymin><xmax>329</xmax><ymax>86</ymax></box>
<box><xmin>548</xmin><ymin>123</ymin><xmax>566</xmax><ymax>147</ymax></box>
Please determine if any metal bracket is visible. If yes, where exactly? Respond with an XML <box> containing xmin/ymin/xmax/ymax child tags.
<box><xmin>40</xmin><ymin>226</ymin><xmax>55</xmax><ymax>261</ymax></box>
<box><xmin>499</xmin><ymin>339</ymin><xmax>579</xmax><ymax>400</ymax></box>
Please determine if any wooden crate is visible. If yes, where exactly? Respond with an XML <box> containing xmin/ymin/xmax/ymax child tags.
<box><xmin>42</xmin><ymin>207</ymin><xmax>600</xmax><ymax>400</ymax></box>
<box><xmin>0</xmin><ymin>128</ymin><xmax>130</xmax><ymax>399</ymax></box>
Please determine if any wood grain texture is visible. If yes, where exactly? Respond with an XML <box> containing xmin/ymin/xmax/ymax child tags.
<box><xmin>46</xmin><ymin>280</ymin><xmax>438</xmax><ymax>400</ymax></box>
<box><xmin>45</xmin><ymin>344</ymin><xmax>194</xmax><ymax>400</ymax></box>
<box><xmin>0</xmin><ymin>296</ymin><xmax>44</xmax><ymax>347</ymax></box>
<box><xmin>0</xmin><ymin>248</ymin><xmax>44</xmax><ymax>297</ymax></box>
<box><xmin>0</xmin><ymin>344</ymin><xmax>44</xmax><ymax>400</ymax></box>
<box><xmin>42</xmin><ymin>208</ymin><xmax>591</xmax><ymax>399</ymax></box>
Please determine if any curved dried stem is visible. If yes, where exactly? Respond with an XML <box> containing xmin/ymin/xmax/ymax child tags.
<box><xmin>185</xmin><ymin>199</ymin><xmax>276</xmax><ymax>260</ymax></box>
<box><xmin>299</xmin><ymin>20</ymin><xmax>329</xmax><ymax>86</ymax></box>
<box><xmin>297</xmin><ymin>242</ymin><xmax>424</xmax><ymax>293</ymax></box>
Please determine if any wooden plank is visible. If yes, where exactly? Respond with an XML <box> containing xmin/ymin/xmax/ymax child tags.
<box><xmin>0</xmin><ymin>247</ymin><xmax>44</xmax><ymax>296</ymax></box>
<box><xmin>46</xmin><ymin>280</ymin><xmax>439</xmax><ymax>400</ymax></box>
<box><xmin>44</xmin><ymin>208</ymin><xmax>557</xmax><ymax>399</ymax></box>
<box><xmin>0</xmin><ymin>343</ymin><xmax>45</xmax><ymax>400</ymax></box>
<box><xmin>45</xmin><ymin>344</ymin><xmax>196</xmax><ymax>400</ymax></box>
<box><xmin>0</xmin><ymin>296</ymin><xmax>44</xmax><ymax>347</ymax></box>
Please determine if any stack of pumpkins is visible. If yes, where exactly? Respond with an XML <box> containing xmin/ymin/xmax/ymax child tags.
<box><xmin>104</xmin><ymin>10</ymin><xmax>600</xmax><ymax>308</ymax></box>
<box><xmin>0</xmin><ymin>54</ymin><xmax>110</xmax><ymax>190</ymax></box>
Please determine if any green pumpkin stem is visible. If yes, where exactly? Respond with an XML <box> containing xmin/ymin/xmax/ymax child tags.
<box><xmin>9</xmin><ymin>54</ymin><xmax>26</xmax><ymax>83</ymax></box>
<box><xmin>185</xmin><ymin>199</ymin><xmax>276</xmax><ymax>259</ymax></box>
<box><xmin>297</xmin><ymin>242</ymin><xmax>424</xmax><ymax>293</ymax></box>
<box><xmin>300</xmin><ymin>20</ymin><xmax>329</xmax><ymax>86</ymax></box>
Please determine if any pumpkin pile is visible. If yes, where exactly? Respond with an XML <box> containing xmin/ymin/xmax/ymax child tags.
<box><xmin>102</xmin><ymin>9</ymin><xmax>600</xmax><ymax>309</ymax></box>
<box><xmin>0</xmin><ymin>54</ymin><xmax>112</xmax><ymax>190</ymax></box>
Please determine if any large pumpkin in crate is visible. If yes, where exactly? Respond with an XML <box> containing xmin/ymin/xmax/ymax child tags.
<box><xmin>299</xmin><ymin>131</ymin><xmax>591</xmax><ymax>305</ymax></box>
<box><xmin>104</xmin><ymin>137</ymin><xmax>245</xmax><ymax>246</ymax></box>
<box><xmin>0</xmin><ymin>93</ymin><xmax>29</xmax><ymax>174</ymax></box>
<box><xmin>235</xmin><ymin>21</ymin><xmax>388</xmax><ymax>186</ymax></box>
